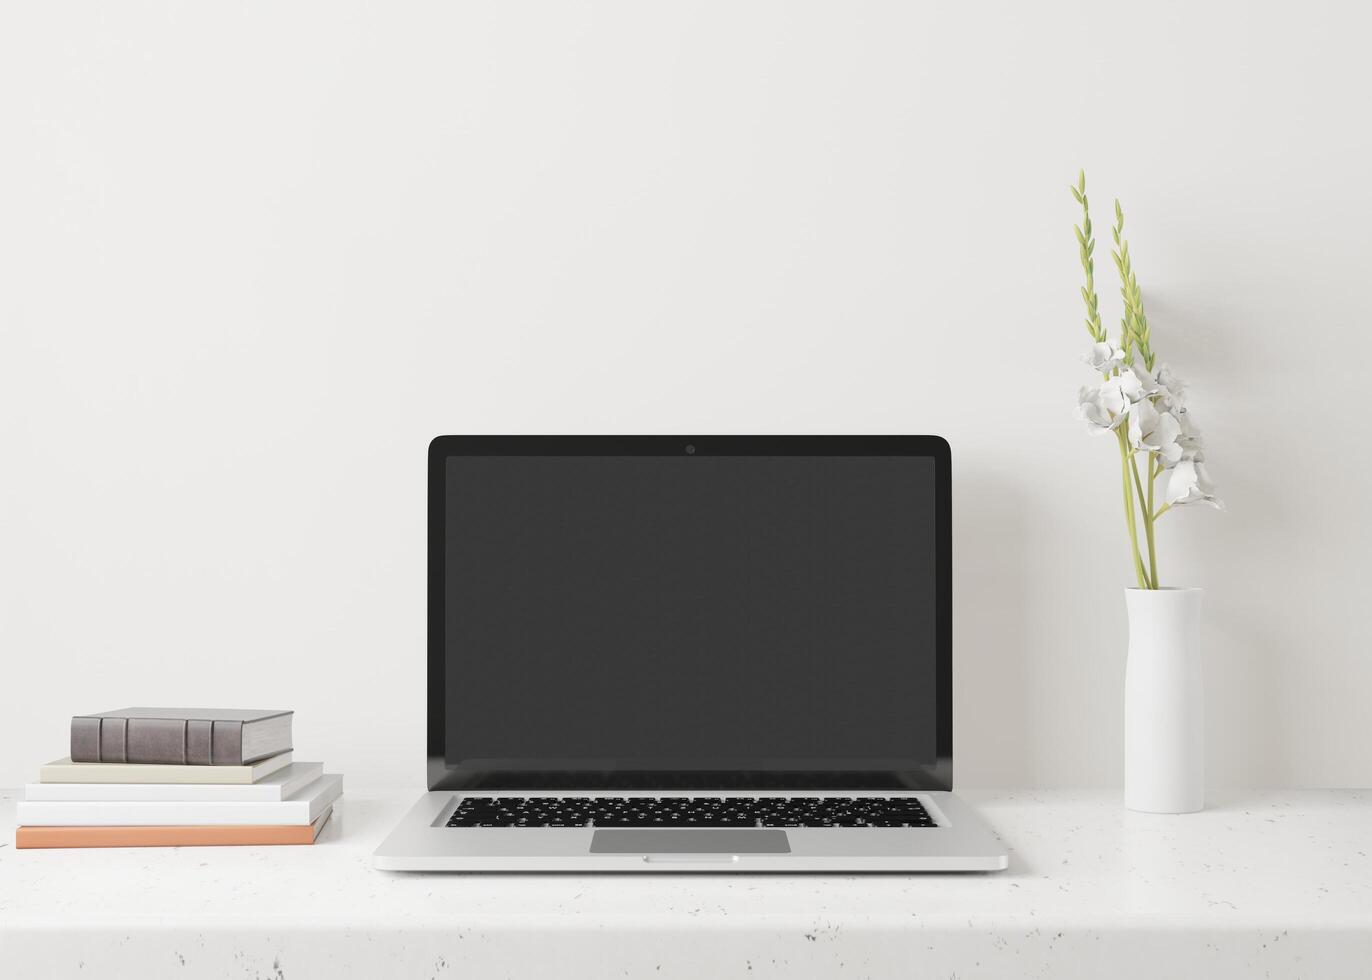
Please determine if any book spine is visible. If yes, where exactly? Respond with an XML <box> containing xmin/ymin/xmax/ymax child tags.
<box><xmin>70</xmin><ymin>715</ymin><xmax>261</xmax><ymax>765</ymax></box>
<box><xmin>68</xmin><ymin>718</ymin><xmax>255</xmax><ymax>765</ymax></box>
<box><xmin>100</xmin><ymin>717</ymin><xmax>128</xmax><ymax>763</ymax></box>
<box><xmin>25</xmin><ymin>763</ymin><xmax>320</xmax><ymax>802</ymax></box>
<box><xmin>212</xmin><ymin>720</ymin><xmax>245</xmax><ymax>765</ymax></box>
<box><xmin>14</xmin><ymin>812</ymin><xmax>329</xmax><ymax>848</ymax></box>
<box><xmin>17</xmin><ymin>799</ymin><xmax>312</xmax><ymax>826</ymax></box>
<box><xmin>186</xmin><ymin>719</ymin><xmax>214</xmax><ymax>766</ymax></box>
<box><xmin>126</xmin><ymin>717</ymin><xmax>189</xmax><ymax>764</ymax></box>
<box><xmin>70</xmin><ymin>717</ymin><xmax>102</xmax><ymax>763</ymax></box>
<box><xmin>15</xmin><ymin>774</ymin><xmax>339</xmax><ymax>825</ymax></box>
<box><xmin>38</xmin><ymin>752</ymin><xmax>292</xmax><ymax>784</ymax></box>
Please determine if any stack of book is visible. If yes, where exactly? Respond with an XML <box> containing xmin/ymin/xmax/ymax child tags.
<box><xmin>15</xmin><ymin>708</ymin><xmax>341</xmax><ymax>849</ymax></box>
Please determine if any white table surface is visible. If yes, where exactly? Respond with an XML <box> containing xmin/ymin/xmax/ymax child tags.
<box><xmin>2</xmin><ymin>788</ymin><xmax>1369</xmax><ymax>978</ymax></box>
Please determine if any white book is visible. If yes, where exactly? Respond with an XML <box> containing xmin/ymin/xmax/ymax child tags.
<box><xmin>24</xmin><ymin>762</ymin><xmax>324</xmax><ymax>803</ymax></box>
<box><xmin>17</xmin><ymin>773</ymin><xmax>342</xmax><ymax>827</ymax></box>
<box><xmin>39</xmin><ymin>752</ymin><xmax>293</xmax><ymax>785</ymax></box>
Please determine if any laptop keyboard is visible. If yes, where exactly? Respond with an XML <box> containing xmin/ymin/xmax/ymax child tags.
<box><xmin>445</xmin><ymin>796</ymin><xmax>936</xmax><ymax>829</ymax></box>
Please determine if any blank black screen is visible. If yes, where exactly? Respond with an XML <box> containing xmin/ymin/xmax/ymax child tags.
<box><xmin>444</xmin><ymin>455</ymin><xmax>937</xmax><ymax>770</ymax></box>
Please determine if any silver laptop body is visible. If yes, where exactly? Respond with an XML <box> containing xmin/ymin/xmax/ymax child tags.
<box><xmin>375</xmin><ymin>436</ymin><xmax>1007</xmax><ymax>873</ymax></box>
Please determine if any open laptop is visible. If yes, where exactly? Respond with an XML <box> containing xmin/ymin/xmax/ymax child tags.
<box><xmin>374</xmin><ymin>436</ymin><xmax>1007</xmax><ymax>872</ymax></box>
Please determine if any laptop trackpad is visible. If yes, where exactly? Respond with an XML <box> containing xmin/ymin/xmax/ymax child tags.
<box><xmin>590</xmin><ymin>829</ymin><xmax>790</xmax><ymax>854</ymax></box>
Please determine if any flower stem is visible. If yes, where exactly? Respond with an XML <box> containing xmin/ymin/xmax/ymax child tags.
<box><xmin>1117</xmin><ymin>429</ymin><xmax>1150</xmax><ymax>589</ymax></box>
<box><xmin>1142</xmin><ymin>455</ymin><xmax>1159</xmax><ymax>587</ymax></box>
<box><xmin>1127</xmin><ymin>448</ymin><xmax>1155</xmax><ymax>589</ymax></box>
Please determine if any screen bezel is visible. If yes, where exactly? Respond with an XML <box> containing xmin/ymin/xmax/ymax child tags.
<box><xmin>427</xmin><ymin>435</ymin><xmax>953</xmax><ymax>791</ymax></box>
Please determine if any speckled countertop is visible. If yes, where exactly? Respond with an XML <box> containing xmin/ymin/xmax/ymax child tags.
<box><xmin>2</xmin><ymin>789</ymin><xmax>1369</xmax><ymax>978</ymax></box>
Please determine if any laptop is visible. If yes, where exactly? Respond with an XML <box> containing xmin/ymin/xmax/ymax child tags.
<box><xmin>374</xmin><ymin>436</ymin><xmax>1007</xmax><ymax>872</ymax></box>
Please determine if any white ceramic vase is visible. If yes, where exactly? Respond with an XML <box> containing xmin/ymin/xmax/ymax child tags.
<box><xmin>1124</xmin><ymin>587</ymin><xmax>1204</xmax><ymax>814</ymax></box>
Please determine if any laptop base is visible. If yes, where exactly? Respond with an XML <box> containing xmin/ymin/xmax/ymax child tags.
<box><xmin>374</xmin><ymin>790</ymin><xmax>1007</xmax><ymax>872</ymax></box>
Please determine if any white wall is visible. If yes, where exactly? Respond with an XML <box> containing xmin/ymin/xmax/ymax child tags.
<box><xmin>2</xmin><ymin>1</ymin><xmax>1369</xmax><ymax>794</ymax></box>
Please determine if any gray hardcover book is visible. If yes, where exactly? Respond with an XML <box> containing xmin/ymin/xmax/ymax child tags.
<box><xmin>186</xmin><ymin>719</ymin><xmax>213</xmax><ymax>766</ymax></box>
<box><xmin>127</xmin><ymin>718</ymin><xmax>187</xmax><ymax>764</ymax></box>
<box><xmin>99</xmin><ymin>716</ymin><xmax>128</xmax><ymax>763</ymax></box>
<box><xmin>71</xmin><ymin>716</ymin><xmax>101</xmax><ymax>763</ymax></box>
<box><xmin>212</xmin><ymin>720</ymin><xmax>242</xmax><ymax>765</ymax></box>
<box><xmin>69</xmin><ymin>709</ymin><xmax>293</xmax><ymax>766</ymax></box>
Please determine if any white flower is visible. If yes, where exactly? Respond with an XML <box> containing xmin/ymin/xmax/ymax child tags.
<box><xmin>1124</xmin><ymin>360</ymin><xmax>1162</xmax><ymax>400</ymax></box>
<box><xmin>1153</xmin><ymin>363</ymin><xmax>1188</xmax><ymax>410</ymax></box>
<box><xmin>1075</xmin><ymin>383</ymin><xmax>1126</xmax><ymax>431</ymax></box>
<box><xmin>1113</xmin><ymin>367</ymin><xmax>1145</xmax><ymax>404</ymax></box>
<box><xmin>1174</xmin><ymin>408</ymin><xmax>1205</xmax><ymax>462</ymax></box>
<box><xmin>1075</xmin><ymin>360</ymin><xmax>1165</xmax><ymax>433</ymax></box>
<box><xmin>1162</xmin><ymin>458</ymin><xmax>1223</xmax><ymax>509</ymax></box>
<box><xmin>1083</xmin><ymin>342</ymin><xmax>1125</xmax><ymax>375</ymax></box>
<box><xmin>1128</xmin><ymin>399</ymin><xmax>1185</xmax><ymax>465</ymax></box>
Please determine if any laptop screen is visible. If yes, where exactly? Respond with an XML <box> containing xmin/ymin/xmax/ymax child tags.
<box><xmin>442</xmin><ymin>453</ymin><xmax>940</xmax><ymax>780</ymax></box>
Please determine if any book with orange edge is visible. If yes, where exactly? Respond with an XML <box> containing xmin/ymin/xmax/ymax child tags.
<box><xmin>15</xmin><ymin>805</ymin><xmax>332</xmax><ymax>849</ymax></box>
